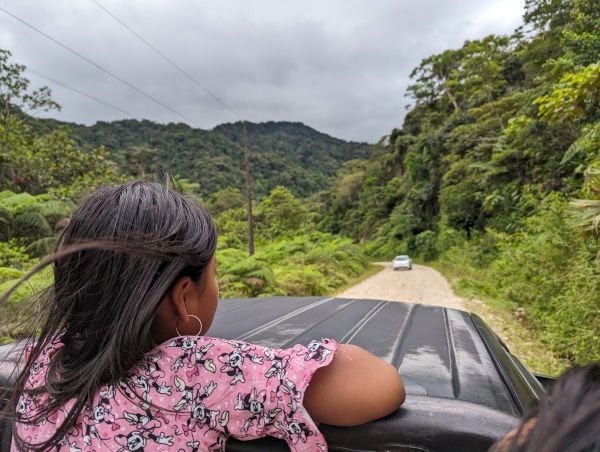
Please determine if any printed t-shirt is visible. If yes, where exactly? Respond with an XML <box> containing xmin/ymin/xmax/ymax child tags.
<box><xmin>13</xmin><ymin>336</ymin><xmax>338</xmax><ymax>451</ymax></box>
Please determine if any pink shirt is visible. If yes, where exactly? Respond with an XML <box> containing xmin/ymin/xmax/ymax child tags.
<box><xmin>14</xmin><ymin>336</ymin><xmax>337</xmax><ymax>451</ymax></box>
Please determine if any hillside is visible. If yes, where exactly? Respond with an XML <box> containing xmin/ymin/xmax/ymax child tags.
<box><xmin>214</xmin><ymin>121</ymin><xmax>372</xmax><ymax>197</ymax></box>
<box><xmin>34</xmin><ymin>118</ymin><xmax>372</xmax><ymax>199</ymax></box>
<box><xmin>314</xmin><ymin>0</ymin><xmax>600</xmax><ymax>367</ymax></box>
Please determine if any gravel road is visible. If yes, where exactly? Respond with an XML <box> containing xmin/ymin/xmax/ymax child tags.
<box><xmin>336</xmin><ymin>262</ymin><xmax>466</xmax><ymax>310</ymax></box>
<box><xmin>336</xmin><ymin>262</ymin><xmax>565</xmax><ymax>374</ymax></box>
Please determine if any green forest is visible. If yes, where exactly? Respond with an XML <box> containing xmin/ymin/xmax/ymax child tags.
<box><xmin>32</xmin><ymin>116</ymin><xmax>372</xmax><ymax>199</ymax></box>
<box><xmin>312</xmin><ymin>0</ymin><xmax>600</xmax><ymax>367</ymax></box>
<box><xmin>1</xmin><ymin>0</ymin><xmax>599</xmax><ymax>372</ymax></box>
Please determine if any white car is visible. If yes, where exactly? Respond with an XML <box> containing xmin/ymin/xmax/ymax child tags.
<box><xmin>392</xmin><ymin>255</ymin><xmax>412</xmax><ymax>270</ymax></box>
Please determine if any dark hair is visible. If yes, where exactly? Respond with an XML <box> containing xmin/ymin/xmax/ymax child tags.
<box><xmin>490</xmin><ymin>363</ymin><xmax>600</xmax><ymax>452</ymax></box>
<box><xmin>1</xmin><ymin>180</ymin><xmax>217</xmax><ymax>451</ymax></box>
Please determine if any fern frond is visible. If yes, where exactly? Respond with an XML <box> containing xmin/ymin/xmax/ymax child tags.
<box><xmin>562</xmin><ymin>123</ymin><xmax>600</xmax><ymax>165</ymax></box>
<box><xmin>0</xmin><ymin>267</ymin><xmax>24</xmax><ymax>280</ymax></box>
<box><xmin>12</xmin><ymin>212</ymin><xmax>53</xmax><ymax>239</ymax></box>
<box><xmin>25</xmin><ymin>237</ymin><xmax>57</xmax><ymax>258</ymax></box>
<box><xmin>0</xmin><ymin>190</ymin><xmax>17</xmax><ymax>201</ymax></box>
<box><xmin>0</xmin><ymin>192</ymin><xmax>36</xmax><ymax>211</ymax></box>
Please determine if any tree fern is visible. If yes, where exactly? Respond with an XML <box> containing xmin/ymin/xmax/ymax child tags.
<box><xmin>25</xmin><ymin>237</ymin><xmax>57</xmax><ymax>258</ymax></box>
<box><xmin>561</xmin><ymin>123</ymin><xmax>600</xmax><ymax>165</ymax></box>
<box><xmin>570</xmin><ymin>199</ymin><xmax>600</xmax><ymax>236</ymax></box>
<box><xmin>0</xmin><ymin>192</ymin><xmax>37</xmax><ymax>212</ymax></box>
<box><xmin>0</xmin><ymin>266</ymin><xmax>23</xmax><ymax>282</ymax></box>
<box><xmin>0</xmin><ymin>190</ymin><xmax>17</xmax><ymax>201</ymax></box>
<box><xmin>12</xmin><ymin>212</ymin><xmax>53</xmax><ymax>239</ymax></box>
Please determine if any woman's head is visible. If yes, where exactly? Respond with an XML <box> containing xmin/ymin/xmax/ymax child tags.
<box><xmin>54</xmin><ymin>180</ymin><xmax>218</xmax><ymax>362</ymax></box>
<box><xmin>490</xmin><ymin>363</ymin><xmax>600</xmax><ymax>452</ymax></box>
<box><xmin>4</xmin><ymin>180</ymin><xmax>219</xmax><ymax>450</ymax></box>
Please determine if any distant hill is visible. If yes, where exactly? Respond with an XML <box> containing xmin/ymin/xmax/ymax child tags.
<box><xmin>35</xmin><ymin>118</ymin><xmax>372</xmax><ymax>198</ymax></box>
<box><xmin>214</xmin><ymin>121</ymin><xmax>372</xmax><ymax>197</ymax></box>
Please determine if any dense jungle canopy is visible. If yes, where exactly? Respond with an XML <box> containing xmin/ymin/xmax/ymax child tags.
<box><xmin>29</xmin><ymin>117</ymin><xmax>372</xmax><ymax>199</ymax></box>
<box><xmin>312</xmin><ymin>0</ymin><xmax>600</xmax><ymax>365</ymax></box>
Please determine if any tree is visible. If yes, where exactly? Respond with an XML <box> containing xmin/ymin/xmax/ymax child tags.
<box><xmin>118</xmin><ymin>145</ymin><xmax>158</xmax><ymax>177</ymax></box>
<box><xmin>407</xmin><ymin>49</ymin><xmax>463</xmax><ymax>110</ymax></box>
<box><xmin>0</xmin><ymin>49</ymin><xmax>118</xmax><ymax>196</ymax></box>
<box><xmin>206</xmin><ymin>187</ymin><xmax>246</xmax><ymax>217</ymax></box>
<box><xmin>524</xmin><ymin>0</ymin><xmax>574</xmax><ymax>32</ymax></box>
<box><xmin>560</xmin><ymin>0</ymin><xmax>600</xmax><ymax>67</ymax></box>
<box><xmin>461</xmin><ymin>36</ymin><xmax>511</xmax><ymax>130</ymax></box>
<box><xmin>0</xmin><ymin>49</ymin><xmax>59</xmax><ymax>124</ymax></box>
<box><xmin>0</xmin><ymin>190</ymin><xmax>70</xmax><ymax>257</ymax></box>
<box><xmin>256</xmin><ymin>187</ymin><xmax>307</xmax><ymax>238</ymax></box>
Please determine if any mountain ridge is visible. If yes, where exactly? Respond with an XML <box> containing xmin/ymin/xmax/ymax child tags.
<box><xmin>33</xmin><ymin>117</ymin><xmax>373</xmax><ymax>198</ymax></box>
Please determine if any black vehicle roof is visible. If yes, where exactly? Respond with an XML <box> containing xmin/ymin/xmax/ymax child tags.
<box><xmin>1</xmin><ymin>297</ymin><xmax>545</xmax><ymax>452</ymax></box>
<box><xmin>211</xmin><ymin>297</ymin><xmax>544</xmax><ymax>451</ymax></box>
<box><xmin>211</xmin><ymin>297</ymin><xmax>533</xmax><ymax>415</ymax></box>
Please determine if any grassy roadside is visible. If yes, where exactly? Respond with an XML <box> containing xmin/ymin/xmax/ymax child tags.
<box><xmin>330</xmin><ymin>263</ymin><xmax>385</xmax><ymax>296</ymax></box>
<box><xmin>425</xmin><ymin>260</ymin><xmax>569</xmax><ymax>377</ymax></box>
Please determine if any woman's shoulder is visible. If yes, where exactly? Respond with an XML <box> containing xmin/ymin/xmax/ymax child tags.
<box><xmin>137</xmin><ymin>336</ymin><xmax>338</xmax><ymax>448</ymax></box>
<box><xmin>141</xmin><ymin>335</ymin><xmax>338</xmax><ymax>401</ymax></box>
<box><xmin>152</xmin><ymin>335</ymin><xmax>337</xmax><ymax>358</ymax></box>
<box><xmin>23</xmin><ymin>338</ymin><xmax>63</xmax><ymax>389</ymax></box>
<box><xmin>150</xmin><ymin>336</ymin><xmax>337</xmax><ymax>368</ymax></box>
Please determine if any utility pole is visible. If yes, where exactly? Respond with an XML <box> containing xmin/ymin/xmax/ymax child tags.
<box><xmin>243</xmin><ymin>120</ymin><xmax>255</xmax><ymax>255</ymax></box>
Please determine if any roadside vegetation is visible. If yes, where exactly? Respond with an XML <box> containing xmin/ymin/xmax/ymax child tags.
<box><xmin>312</xmin><ymin>0</ymin><xmax>600</xmax><ymax>368</ymax></box>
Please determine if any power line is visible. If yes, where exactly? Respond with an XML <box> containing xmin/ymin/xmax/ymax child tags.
<box><xmin>0</xmin><ymin>5</ymin><xmax>200</xmax><ymax>126</ymax></box>
<box><xmin>90</xmin><ymin>0</ymin><xmax>242</xmax><ymax>120</ymax></box>
<box><xmin>24</xmin><ymin>67</ymin><xmax>140</xmax><ymax>119</ymax></box>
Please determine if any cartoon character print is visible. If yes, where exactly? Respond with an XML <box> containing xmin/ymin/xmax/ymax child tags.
<box><xmin>86</xmin><ymin>372</ymin><xmax>173</xmax><ymax>449</ymax></box>
<box><xmin>122</xmin><ymin>409</ymin><xmax>169</xmax><ymax>436</ymax></box>
<box><xmin>186</xmin><ymin>401</ymin><xmax>229</xmax><ymax>439</ymax></box>
<box><xmin>274</xmin><ymin>418</ymin><xmax>317</xmax><ymax>446</ymax></box>
<box><xmin>233</xmin><ymin>387</ymin><xmax>282</xmax><ymax>434</ymax></box>
<box><xmin>281</xmin><ymin>378</ymin><xmax>303</xmax><ymax>415</ymax></box>
<box><xmin>54</xmin><ymin>426</ymin><xmax>84</xmax><ymax>452</ymax></box>
<box><xmin>172</xmin><ymin>375</ymin><xmax>216</xmax><ymax>412</ymax></box>
<box><xmin>183</xmin><ymin>434</ymin><xmax>227</xmax><ymax>452</ymax></box>
<box><xmin>117</xmin><ymin>402</ymin><xmax>174</xmax><ymax>451</ymax></box>
<box><xmin>264</xmin><ymin>349</ymin><xmax>300</xmax><ymax>406</ymax></box>
<box><xmin>136</xmin><ymin>351</ymin><xmax>173</xmax><ymax>396</ymax></box>
<box><xmin>171</xmin><ymin>374</ymin><xmax>230</xmax><ymax>440</ymax></box>
<box><xmin>264</xmin><ymin>348</ymin><xmax>290</xmax><ymax>382</ymax></box>
<box><xmin>114</xmin><ymin>429</ymin><xmax>173</xmax><ymax>452</ymax></box>
<box><xmin>82</xmin><ymin>397</ymin><xmax>121</xmax><ymax>443</ymax></box>
<box><xmin>298</xmin><ymin>340</ymin><xmax>333</xmax><ymax>364</ymax></box>
<box><xmin>218</xmin><ymin>342</ymin><xmax>263</xmax><ymax>386</ymax></box>
<box><xmin>166</xmin><ymin>338</ymin><xmax>217</xmax><ymax>381</ymax></box>
<box><xmin>15</xmin><ymin>395</ymin><xmax>36</xmax><ymax>428</ymax></box>
<box><xmin>16</xmin><ymin>337</ymin><xmax>338</xmax><ymax>452</ymax></box>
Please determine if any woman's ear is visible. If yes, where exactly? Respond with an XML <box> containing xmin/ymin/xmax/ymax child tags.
<box><xmin>169</xmin><ymin>276</ymin><xmax>197</xmax><ymax>324</ymax></box>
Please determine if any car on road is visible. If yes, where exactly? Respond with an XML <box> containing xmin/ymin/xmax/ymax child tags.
<box><xmin>393</xmin><ymin>254</ymin><xmax>412</xmax><ymax>270</ymax></box>
<box><xmin>0</xmin><ymin>297</ymin><xmax>550</xmax><ymax>452</ymax></box>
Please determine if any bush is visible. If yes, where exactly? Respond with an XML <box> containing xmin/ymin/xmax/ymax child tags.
<box><xmin>437</xmin><ymin>194</ymin><xmax>600</xmax><ymax>365</ymax></box>
<box><xmin>216</xmin><ymin>233</ymin><xmax>369</xmax><ymax>299</ymax></box>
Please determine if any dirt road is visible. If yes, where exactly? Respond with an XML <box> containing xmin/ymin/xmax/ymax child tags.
<box><xmin>336</xmin><ymin>262</ymin><xmax>466</xmax><ymax>310</ymax></box>
<box><xmin>337</xmin><ymin>262</ymin><xmax>566</xmax><ymax>374</ymax></box>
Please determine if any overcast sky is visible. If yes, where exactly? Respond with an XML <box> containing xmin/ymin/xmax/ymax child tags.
<box><xmin>1</xmin><ymin>0</ymin><xmax>525</xmax><ymax>143</ymax></box>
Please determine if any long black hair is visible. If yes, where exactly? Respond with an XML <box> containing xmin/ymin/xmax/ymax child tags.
<box><xmin>489</xmin><ymin>363</ymin><xmax>600</xmax><ymax>452</ymax></box>
<box><xmin>1</xmin><ymin>180</ymin><xmax>217</xmax><ymax>451</ymax></box>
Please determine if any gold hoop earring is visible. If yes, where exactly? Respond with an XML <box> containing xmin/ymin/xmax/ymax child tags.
<box><xmin>175</xmin><ymin>315</ymin><xmax>203</xmax><ymax>336</ymax></box>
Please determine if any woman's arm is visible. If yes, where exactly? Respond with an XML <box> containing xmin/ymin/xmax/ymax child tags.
<box><xmin>303</xmin><ymin>344</ymin><xmax>405</xmax><ymax>426</ymax></box>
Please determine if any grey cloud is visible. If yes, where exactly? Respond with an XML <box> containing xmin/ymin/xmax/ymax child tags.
<box><xmin>1</xmin><ymin>0</ymin><xmax>525</xmax><ymax>142</ymax></box>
